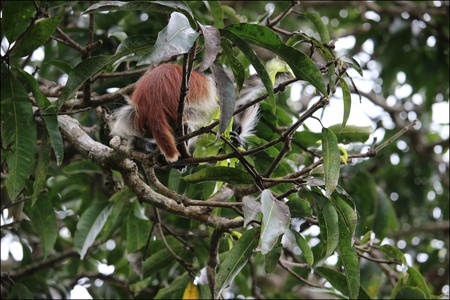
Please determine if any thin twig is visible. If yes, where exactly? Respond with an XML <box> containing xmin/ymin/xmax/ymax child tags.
<box><xmin>154</xmin><ymin>207</ymin><xmax>195</xmax><ymax>277</ymax></box>
<box><xmin>375</xmin><ymin>120</ymin><xmax>418</xmax><ymax>152</ymax></box>
<box><xmin>278</xmin><ymin>260</ymin><xmax>322</xmax><ymax>288</ymax></box>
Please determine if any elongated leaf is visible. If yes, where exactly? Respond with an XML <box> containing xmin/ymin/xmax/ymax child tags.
<box><xmin>138</xmin><ymin>12</ymin><xmax>200</xmax><ymax>66</ymax></box>
<box><xmin>281</xmin><ymin>228</ymin><xmax>296</xmax><ymax>249</ymax></box>
<box><xmin>379</xmin><ymin>244</ymin><xmax>407</xmax><ymax>266</ymax></box>
<box><xmin>311</xmin><ymin>191</ymin><xmax>339</xmax><ymax>258</ymax></box>
<box><xmin>2</xmin><ymin>1</ymin><xmax>35</xmax><ymax>42</ymax></box>
<box><xmin>406</xmin><ymin>267</ymin><xmax>431</xmax><ymax>298</ymax></box>
<box><xmin>395</xmin><ymin>287</ymin><xmax>426</xmax><ymax>299</ymax></box>
<box><xmin>25</xmin><ymin>195</ymin><xmax>57</xmax><ymax>258</ymax></box>
<box><xmin>243</xmin><ymin>196</ymin><xmax>261</xmax><ymax>227</ymax></box>
<box><xmin>74</xmin><ymin>202</ymin><xmax>113</xmax><ymax>259</ymax></box>
<box><xmin>208</xmin><ymin>0</ymin><xmax>225</xmax><ymax>28</ymax></box>
<box><xmin>154</xmin><ymin>272</ymin><xmax>191</xmax><ymax>299</ymax></box>
<box><xmin>101</xmin><ymin>190</ymin><xmax>133</xmax><ymax>242</ymax></box>
<box><xmin>340</xmin><ymin>55</ymin><xmax>363</xmax><ymax>77</ymax></box>
<box><xmin>219</xmin><ymin>28</ymin><xmax>274</xmax><ymax>108</ymax></box>
<box><xmin>287</xmin><ymin>32</ymin><xmax>334</xmax><ymax>61</ymax></box>
<box><xmin>8</xmin><ymin>283</ymin><xmax>33</xmax><ymax>300</ymax></box>
<box><xmin>11</xmin><ymin>17</ymin><xmax>61</xmax><ymax>58</ymax></box>
<box><xmin>215</xmin><ymin>227</ymin><xmax>260</xmax><ymax>298</ymax></box>
<box><xmin>63</xmin><ymin>160</ymin><xmax>101</xmax><ymax>175</ymax></box>
<box><xmin>221</xmin><ymin>39</ymin><xmax>245</xmax><ymax>90</ymax></box>
<box><xmin>31</xmin><ymin>132</ymin><xmax>51</xmax><ymax>205</ymax></box>
<box><xmin>328</xmin><ymin>124</ymin><xmax>374</xmax><ymax>144</ymax></box>
<box><xmin>339</xmin><ymin>78</ymin><xmax>351</xmax><ymax>129</ymax></box>
<box><xmin>329</xmin><ymin>192</ymin><xmax>357</xmax><ymax>236</ymax></box>
<box><xmin>259</xmin><ymin>190</ymin><xmax>290</xmax><ymax>255</ymax></box>
<box><xmin>126</xmin><ymin>202</ymin><xmax>152</xmax><ymax>253</ymax></box>
<box><xmin>304</xmin><ymin>12</ymin><xmax>330</xmax><ymax>44</ymax></box>
<box><xmin>373</xmin><ymin>186</ymin><xmax>399</xmax><ymax>238</ymax></box>
<box><xmin>84</xmin><ymin>1</ymin><xmax>194</xmax><ymax>22</ymax></box>
<box><xmin>46</xmin><ymin>60</ymin><xmax>73</xmax><ymax>74</ymax></box>
<box><xmin>322</xmin><ymin>127</ymin><xmax>340</xmax><ymax>197</ymax></box>
<box><xmin>16</xmin><ymin>67</ymin><xmax>64</xmax><ymax>164</ymax></box>
<box><xmin>210</xmin><ymin>64</ymin><xmax>236</xmax><ymax>139</ymax></box>
<box><xmin>286</xmin><ymin>198</ymin><xmax>313</xmax><ymax>218</ymax></box>
<box><xmin>316</xmin><ymin>267</ymin><xmax>370</xmax><ymax>299</ymax></box>
<box><xmin>198</xmin><ymin>24</ymin><xmax>221</xmax><ymax>72</ymax></box>
<box><xmin>264</xmin><ymin>243</ymin><xmax>283</xmax><ymax>273</ymax></box>
<box><xmin>128</xmin><ymin>239</ymin><xmax>185</xmax><ymax>285</ymax></box>
<box><xmin>293</xmin><ymin>231</ymin><xmax>314</xmax><ymax>267</ymax></box>
<box><xmin>315</xmin><ymin>266</ymin><xmax>350</xmax><ymax>296</ymax></box>
<box><xmin>182</xmin><ymin>166</ymin><xmax>254</xmax><ymax>185</ymax></box>
<box><xmin>223</xmin><ymin>24</ymin><xmax>328</xmax><ymax>96</ymax></box>
<box><xmin>58</xmin><ymin>36</ymin><xmax>154</xmax><ymax>104</ymax></box>
<box><xmin>1</xmin><ymin>99</ymin><xmax>37</xmax><ymax>201</ymax></box>
<box><xmin>337</xmin><ymin>214</ymin><xmax>360</xmax><ymax>299</ymax></box>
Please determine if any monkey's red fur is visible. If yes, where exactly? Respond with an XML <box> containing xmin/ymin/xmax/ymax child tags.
<box><xmin>130</xmin><ymin>64</ymin><xmax>214</xmax><ymax>162</ymax></box>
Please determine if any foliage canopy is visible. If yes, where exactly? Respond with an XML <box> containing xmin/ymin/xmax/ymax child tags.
<box><xmin>1</xmin><ymin>1</ymin><xmax>449</xmax><ymax>299</ymax></box>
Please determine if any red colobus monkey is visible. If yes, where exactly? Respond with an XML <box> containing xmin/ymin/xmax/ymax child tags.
<box><xmin>109</xmin><ymin>64</ymin><xmax>264</xmax><ymax>163</ymax></box>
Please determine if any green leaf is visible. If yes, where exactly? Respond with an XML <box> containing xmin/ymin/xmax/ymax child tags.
<box><xmin>8</xmin><ymin>283</ymin><xmax>34</xmax><ymax>300</ymax></box>
<box><xmin>221</xmin><ymin>39</ymin><xmax>245</xmax><ymax>90</ymax></box>
<box><xmin>208</xmin><ymin>0</ymin><xmax>225</xmax><ymax>28</ymax></box>
<box><xmin>63</xmin><ymin>160</ymin><xmax>102</xmax><ymax>175</ymax></box>
<box><xmin>219</xmin><ymin>28</ymin><xmax>274</xmax><ymax>109</ymax></box>
<box><xmin>316</xmin><ymin>267</ymin><xmax>370</xmax><ymax>299</ymax></box>
<box><xmin>101</xmin><ymin>190</ymin><xmax>133</xmax><ymax>242</ymax></box>
<box><xmin>340</xmin><ymin>55</ymin><xmax>363</xmax><ymax>77</ymax></box>
<box><xmin>182</xmin><ymin>166</ymin><xmax>254</xmax><ymax>184</ymax></box>
<box><xmin>328</xmin><ymin>124</ymin><xmax>374</xmax><ymax>144</ymax></box>
<box><xmin>58</xmin><ymin>35</ymin><xmax>154</xmax><ymax>104</ymax></box>
<box><xmin>46</xmin><ymin>60</ymin><xmax>73</xmax><ymax>74</ymax></box>
<box><xmin>74</xmin><ymin>202</ymin><xmax>113</xmax><ymax>259</ymax></box>
<box><xmin>330</xmin><ymin>192</ymin><xmax>357</xmax><ymax>236</ymax></box>
<box><xmin>210</xmin><ymin>64</ymin><xmax>236</xmax><ymax>139</ymax></box>
<box><xmin>259</xmin><ymin>190</ymin><xmax>290</xmax><ymax>255</ymax></box>
<box><xmin>287</xmin><ymin>32</ymin><xmax>334</xmax><ymax>61</ymax></box>
<box><xmin>25</xmin><ymin>195</ymin><xmax>57</xmax><ymax>258</ymax></box>
<box><xmin>373</xmin><ymin>186</ymin><xmax>399</xmax><ymax>238</ymax></box>
<box><xmin>84</xmin><ymin>1</ymin><xmax>194</xmax><ymax>22</ymax></box>
<box><xmin>15</xmin><ymin>67</ymin><xmax>64</xmax><ymax>164</ymax></box>
<box><xmin>311</xmin><ymin>191</ymin><xmax>339</xmax><ymax>258</ymax></box>
<box><xmin>304</xmin><ymin>12</ymin><xmax>330</xmax><ymax>44</ymax></box>
<box><xmin>264</xmin><ymin>243</ymin><xmax>283</xmax><ymax>273</ymax></box>
<box><xmin>315</xmin><ymin>266</ymin><xmax>350</xmax><ymax>296</ymax></box>
<box><xmin>138</xmin><ymin>12</ymin><xmax>200</xmax><ymax>66</ymax></box>
<box><xmin>126</xmin><ymin>202</ymin><xmax>152</xmax><ymax>253</ymax></box>
<box><xmin>406</xmin><ymin>267</ymin><xmax>431</xmax><ymax>298</ymax></box>
<box><xmin>31</xmin><ymin>132</ymin><xmax>51</xmax><ymax>205</ymax></box>
<box><xmin>379</xmin><ymin>244</ymin><xmax>407</xmax><ymax>266</ymax></box>
<box><xmin>322</xmin><ymin>127</ymin><xmax>340</xmax><ymax>197</ymax></box>
<box><xmin>141</xmin><ymin>243</ymin><xmax>184</xmax><ymax>280</ymax></box>
<box><xmin>339</xmin><ymin>78</ymin><xmax>351</xmax><ymax>129</ymax></box>
<box><xmin>395</xmin><ymin>287</ymin><xmax>426</xmax><ymax>299</ymax></box>
<box><xmin>155</xmin><ymin>272</ymin><xmax>191</xmax><ymax>299</ymax></box>
<box><xmin>2</xmin><ymin>1</ymin><xmax>35</xmax><ymax>42</ymax></box>
<box><xmin>337</xmin><ymin>214</ymin><xmax>360</xmax><ymax>299</ymax></box>
<box><xmin>293</xmin><ymin>231</ymin><xmax>314</xmax><ymax>267</ymax></box>
<box><xmin>11</xmin><ymin>17</ymin><xmax>61</xmax><ymax>58</ymax></box>
<box><xmin>286</xmin><ymin>198</ymin><xmax>313</xmax><ymax>218</ymax></box>
<box><xmin>215</xmin><ymin>227</ymin><xmax>261</xmax><ymax>298</ymax></box>
<box><xmin>223</xmin><ymin>23</ymin><xmax>328</xmax><ymax>96</ymax></box>
<box><xmin>1</xmin><ymin>99</ymin><xmax>37</xmax><ymax>201</ymax></box>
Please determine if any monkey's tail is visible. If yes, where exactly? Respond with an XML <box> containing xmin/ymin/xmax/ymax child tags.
<box><xmin>147</xmin><ymin>115</ymin><xmax>180</xmax><ymax>163</ymax></box>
